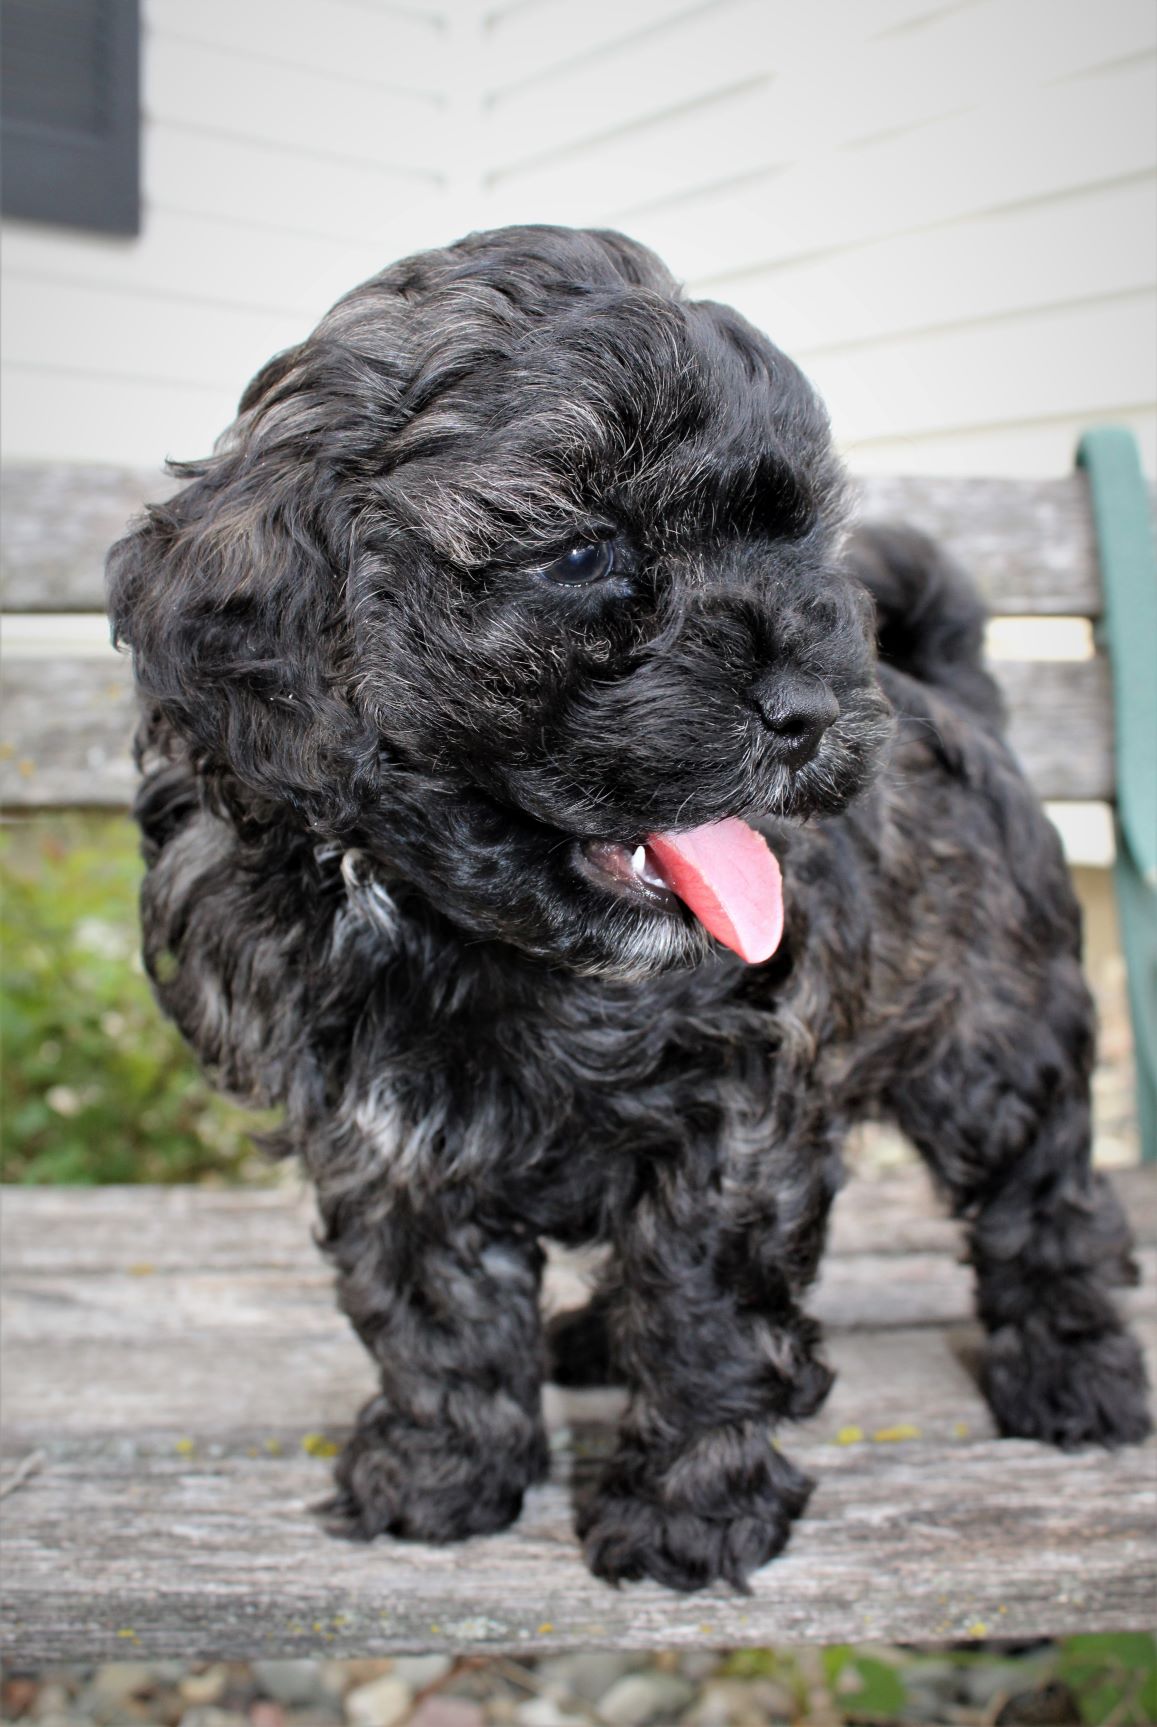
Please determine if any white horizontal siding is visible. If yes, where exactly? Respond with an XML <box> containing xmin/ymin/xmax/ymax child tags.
<box><xmin>841</xmin><ymin>407</ymin><xmax>1157</xmax><ymax>479</ymax></box>
<box><xmin>689</xmin><ymin>180</ymin><xmax>1157</xmax><ymax>354</ymax></box>
<box><xmin>485</xmin><ymin>0</ymin><xmax>1156</xmax><ymax>187</ymax></box>
<box><xmin>0</xmin><ymin>368</ymin><xmax>238</xmax><ymax>466</ymax></box>
<box><xmin>0</xmin><ymin>0</ymin><xmax>450</xmax><ymax>465</ymax></box>
<box><xmin>143</xmin><ymin>33</ymin><xmax>443</xmax><ymax>169</ymax></box>
<box><xmin>2</xmin><ymin>208</ymin><xmax>421</xmax><ymax>321</ymax></box>
<box><xmin>809</xmin><ymin>291</ymin><xmax>1157</xmax><ymax>440</ymax></box>
<box><xmin>147</xmin><ymin>0</ymin><xmax>445</xmax><ymax>95</ymax></box>
<box><xmin>143</xmin><ymin>126</ymin><xmax>441</xmax><ymax>243</ymax></box>
<box><xmin>483</xmin><ymin>0</ymin><xmax>695</xmax><ymax>87</ymax></box>
<box><xmin>1</xmin><ymin>278</ymin><xmax>308</xmax><ymax>393</ymax></box>
<box><xmin>2</xmin><ymin>0</ymin><xmax>1154</xmax><ymax>476</ymax></box>
<box><xmin>597</xmin><ymin>62</ymin><xmax>1157</xmax><ymax>275</ymax></box>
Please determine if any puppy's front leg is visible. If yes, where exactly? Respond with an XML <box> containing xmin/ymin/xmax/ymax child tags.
<box><xmin>319</xmin><ymin>1194</ymin><xmax>549</xmax><ymax>1543</ymax></box>
<box><xmin>578</xmin><ymin>1175</ymin><xmax>833</xmax><ymax>1591</ymax></box>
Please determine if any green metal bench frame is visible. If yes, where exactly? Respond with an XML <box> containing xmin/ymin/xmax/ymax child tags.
<box><xmin>1079</xmin><ymin>428</ymin><xmax>1157</xmax><ymax>1160</ymax></box>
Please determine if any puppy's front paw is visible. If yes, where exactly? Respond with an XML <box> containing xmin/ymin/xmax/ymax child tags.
<box><xmin>323</xmin><ymin>1395</ymin><xmax>549</xmax><ymax>1544</ymax></box>
<box><xmin>983</xmin><ymin>1315</ymin><xmax>1151</xmax><ymax>1448</ymax></box>
<box><xmin>577</xmin><ymin>1429</ymin><xmax>813</xmax><ymax>1591</ymax></box>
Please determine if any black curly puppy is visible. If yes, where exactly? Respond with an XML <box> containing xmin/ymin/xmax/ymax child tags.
<box><xmin>108</xmin><ymin>225</ymin><xmax>1150</xmax><ymax>1592</ymax></box>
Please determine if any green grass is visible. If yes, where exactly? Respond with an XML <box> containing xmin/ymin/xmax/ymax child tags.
<box><xmin>1</xmin><ymin>814</ymin><xmax>273</xmax><ymax>1184</ymax></box>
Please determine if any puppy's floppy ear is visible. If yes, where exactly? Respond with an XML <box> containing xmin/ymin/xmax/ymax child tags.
<box><xmin>107</xmin><ymin>341</ymin><xmax>390</xmax><ymax>829</ymax></box>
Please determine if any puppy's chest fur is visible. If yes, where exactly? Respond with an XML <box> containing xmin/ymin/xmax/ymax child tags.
<box><xmin>140</xmin><ymin>713</ymin><xmax>1055</xmax><ymax>1253</ymax></box>
<box><xmin>143</xmin><ymin>776</ymin><xmax>888</xmax><ymax>1239</ymax></box>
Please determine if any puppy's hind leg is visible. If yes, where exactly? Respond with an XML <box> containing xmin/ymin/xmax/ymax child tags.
<box><xmin>887</xmin><ymin>949</ymin><xmax>1151</xmax><ymax>1449</ymax></box>
<box><xmin>317</xmin><ymin>1188</ymin><xmax>550</xmax><ymax>1544</ymax></box>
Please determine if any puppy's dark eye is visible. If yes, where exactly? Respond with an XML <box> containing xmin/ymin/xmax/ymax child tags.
<box><xmin>537</xmin><ymin>542</ymin><xmax>615</xmax><ymax>585</ymax></box>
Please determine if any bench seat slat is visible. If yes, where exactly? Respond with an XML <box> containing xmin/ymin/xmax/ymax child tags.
<box><xmin>2</xmin><ymin>1437</ymin><xmax>1153</xmax><ymax>1659</ymax></box>
<box><xmin>3</xmin><ymin>1167</ymin><xmax>1151</xmax><ymax>1272</ymax></box>
<box><xmin>2</xmin><ymin>1174</ymin><xmax>1154</xmax><ymax>1658</ymax></box>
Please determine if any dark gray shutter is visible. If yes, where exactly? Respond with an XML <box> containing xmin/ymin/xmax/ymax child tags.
<box><xmin>1</xmin><ymin>0</ymin><xmax>140</xmax><ymax>235</ymax></box>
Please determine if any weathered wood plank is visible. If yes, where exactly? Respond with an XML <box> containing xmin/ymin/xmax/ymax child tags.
<box><xmin>2</xmin><ymin>1438</ymin><xmax>1153</xmax><ymax>1661</ymax></box>
<box><xmin>2</xmin><ymin>1283</ymin><xmax>1152</xmax><ymax>1451</ymax></box>
<box><xmin>998</xmin><ymin>655</ymin><xmax>1114</xmax><ymax>804</ymax></box>
<box><xmin>0</xmin><ymin>466</ymin><xmax>1116</xmax><ymax>617</ymax></box>
<box><xmin>4</xmin><ymin>1166</ymin><xmax>1152</xmax><ymax>1272</ymax></box>
<box><xmin>0</xmin><ymin>650</ymin><xmax>1118</xmax><ymax>809</ymax></box>
<box><xmin>0</xmin><ymin>654</ymin><xmax>138</xmax><ymax>808</ymax></box>
<box><xmin>2</xmin><ymin>1177</ymin><xmax>1153</xmax><ymax>1659</ymax></box>
<box><xmin>0</xmin><ymin>1322</ymin><xmax>997</xmax><ymax>1447</ymax></box>
<box><xmin>851</xmin><ymin>473</ymin><xmax>1103</xmax><ymax>617</ymax></box>
<box><xmin>3</xmin><ymin>1245</ymin><xmax>1152</xmax><ymax>1352</ymax></box>
<box><xmin>3</xmin><ymin>1255</ymin><xmax>1151</xmax><ymax>1439</ymax></box>
<box><xmin>1</xmin><ymin>464</ymin><xmax>173</xmax><ymax>612</ymax></box>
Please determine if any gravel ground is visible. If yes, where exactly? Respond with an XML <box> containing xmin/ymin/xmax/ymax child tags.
<box><xmin>0</xmin><ymin>1647</ymin><xmax>1108</xmax><ymax>1727</ymax></box>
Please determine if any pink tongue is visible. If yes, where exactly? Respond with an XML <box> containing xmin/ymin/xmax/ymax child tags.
<box><xmin>645</xmin><ymin>818</ymin><xmax>784</xmax><ymax>964</ymax></box>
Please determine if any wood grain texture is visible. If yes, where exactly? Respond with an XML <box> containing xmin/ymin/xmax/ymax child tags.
<box><xmin>2</xmin><ymin>465</ymin><xmax>1107</xmax><ymax>614</ymax></box>
<box><xmin>1</xmin><ymin>1173</ymin><xmax>1154</xmax><ymax>1658</ymax></box>
<box><xmin>0</xmin><ymin>648</ymin><xmax>1117</xmax><ymax>809</ymax></box>
<box><xmin>4</xmin><ymin>1165</ymin><xmax>1152</xmax><ymax>1271</ymax></box>
<box><xmin>851</xmin><ymin>473</ymin><xmax>1102</xmax><ymax>615</ymax></box>
<box><xmin>1</xmin><ymin>463</ymin><xmax>172</xmax><ymax>611</ymax></box>
<box><xmin>3</xmin><ymin>1439</ymin><xmax>1154</xmax><ymax>1661</ymax></box>
<box><xmin>0</xmin><ymin>655</ymin><xmax>138</xmax><ymax>808</ymax></box>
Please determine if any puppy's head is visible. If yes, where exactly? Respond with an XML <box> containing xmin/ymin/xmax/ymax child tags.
<box><xmin>109</xmin><ymin>225</ymin><xmax>890</xmax><ymax>977</ymax></box>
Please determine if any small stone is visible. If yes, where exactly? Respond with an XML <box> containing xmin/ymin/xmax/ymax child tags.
<box><xmin>252</xmin><ymin>1664</ymin><xmax>328</xmax><ymax>1709</ymax></box>
<box><xmin>675</xmin><ymin>1656</ymin><xmax>718</xmax><ymax>1684</ymax></box>
<box><xmin>3</xmin><ymin>1675</ymin><xmax>41</xmax><ymax>1719</ymax></box>
<box><xmin>515</xmin><ymin>1702</ymin><xmax>590</xmax><ymax>1727</ymax></box>
<box><xmin>179</xmin><ymin>1669</ymin><xmax>230</xmax><ymax>1707</ymax></box>
<box><xmin>536</xmin><ymin>1657</ymin><xmax>647</xmax><ymax>1706</ymax></box>
<box><xmin>389</xmin><ymin>1657</ymin><xmax>454</xmax><ymax>1692</ymax></box>
<box><xmin>249</xmin><ymin>1705</ymin><xmax>287</xmax><ymax>1727</ymax></box>
<box><xmin>597</xmin><ymin>1673</ymin><xmax>694</xmax><ymax>1727</ymax></box>
<box><xmin>344</xmin><ymin>1676</ymin><xmax>413</xmax><ymax>1727</ymax></box>
<box><xmin>89</xmin><ymin>1666</ymin><xmax>158</xmax><ymax>1723</ymax></box>
<box><xmin>320</xmin><ymin>1663</ymin><xmax>393</xmax><ymax>1700</ymax></box>
<box><xmin>965</xmin><ymin>1659</ymin><xmax>1051</xmax><ymax>1710</ymax></box>
<box><xmin>91</xmin><ymin>1666</ymin><xmax>155</xmax><ymax>1701</ymax></box>
<box><xmin>177</xmin><ymin>1711</ymin><xmax>249</xmax><ymax>1727</ymax></box>
<box><xmin>679</xmin><ymin>1678</ymin><xmax>791</xmax><ymax>1727</ymax></box>
<box><xmin>745</xmin><ymin>1681</ymin><xmax>795</xmax><ymax>1724</ymax></box>
<box><xmin>150</xmin><ymin>1665</ymin><xmax>192</xmax><ymax>1687</ymax></box>
<box><xmin>33</xmin><ymin>1683</ymin><xmax>73</xmax><ymax>1719</ymax></box>
<box><xmin>409</xmin><ymin>1701</ymin><xmax>487</xmax><ymax>1727</ymax></box>
<box><xmin>482</xmin><ymin>1701</ymin><xmax>518</xmax><ymax>1726</ymax></box>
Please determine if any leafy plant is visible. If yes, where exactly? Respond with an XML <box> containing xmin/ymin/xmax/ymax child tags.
<box><xmin>823</xmin><ymin>1647</ymin><xmax>908</xmax><ymax>1719</ymax></box>
<box><xmin>1058</xmin><ymin>1632</ymin><xmax>1157</xmax><ymax>1725</ymax></box>
<box><xmin>1</xmin><ymin>815</ymin><xmax>273</xmax><ymax>1183</ymax></box>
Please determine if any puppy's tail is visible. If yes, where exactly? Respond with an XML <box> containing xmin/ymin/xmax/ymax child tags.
<box><xmin>845</xmin><ymin>521</ymin><xmax>1004</xmax><ymax>725</ymax></box>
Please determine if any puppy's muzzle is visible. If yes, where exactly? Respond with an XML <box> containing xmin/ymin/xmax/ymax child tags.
<box><xmin>749</xmin><ymin>672</ymin><xmax>840</xmax><ymax>768</ymax></box>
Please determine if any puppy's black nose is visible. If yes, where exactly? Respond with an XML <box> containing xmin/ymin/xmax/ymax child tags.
<box><xmin>750</xmin><ymin>672</ymin><xmax>839</xmax><ymax>767</ymax></box>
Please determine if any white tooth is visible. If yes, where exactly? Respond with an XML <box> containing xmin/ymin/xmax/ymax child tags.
<box><xmin>631</xmin><ymin>845</ymin><xmax>647</xmax><ymax>874</ymax></box>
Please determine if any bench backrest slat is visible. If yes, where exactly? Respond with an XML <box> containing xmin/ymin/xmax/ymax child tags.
<box><xmin>0</xmin><ymin>651</ymin><xmax>1115</xmax><ymax>810</ymax></box>
<box><xmin>2</xmin><ymin>465</ymin><xmax>1109</xmax><ymax>616</ymax></box>
<box><xmin>1</xmin><ymin>461</ymin><xmax>1133</xmax><ymax>813</ymax></box>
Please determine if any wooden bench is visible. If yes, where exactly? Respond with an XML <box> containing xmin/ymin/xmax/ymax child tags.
<box><xmin>1</xmin><ymin>451</ymin><xmax>1155</xmax><ymax>1659</ymax></box>
<box><xmin>2</xmin><ymin>1170</ymin><xmax>1154</xmax><ymax>1660</ymax></box>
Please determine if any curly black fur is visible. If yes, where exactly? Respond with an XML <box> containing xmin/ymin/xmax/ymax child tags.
<box><xmin>107</xmin><ymin>224</ymin><xmax>1150</xmax><ymax>1592</ymax></box>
